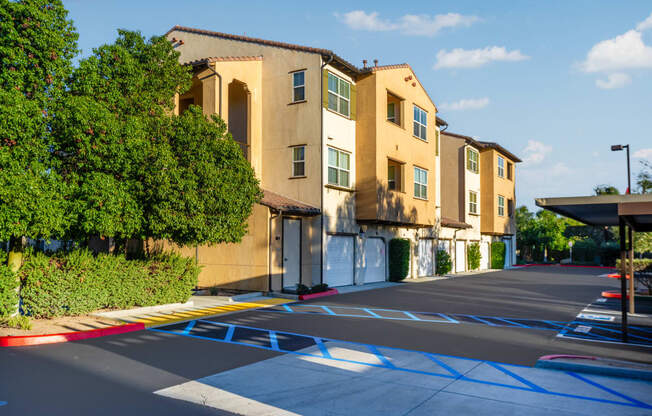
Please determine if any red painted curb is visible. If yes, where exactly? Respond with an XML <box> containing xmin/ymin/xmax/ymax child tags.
<box><xmin>0</xmin><ymin>322</ymin><xmax>145</xmax><ymax>347</ymax></box>
<box><xmin>607</xmin><ymin>273</ymin><xmax>630</xmax><ymax>279</ymax></box>
<box><xmin>539</xmin><ymin>354</ymin><xmax>597</xmax><ymax>361</ymax></box>
<box><xmin>601</xmin><ymin>290</ymin><xmax>629</xmax><ymax>299</ymax></box>
<box><xmin>299</xmin><ymin>289</ymin><xmax>339</xmax><ymax>300</ymax></box>
<box><xmin>560</xmin><ymin>265</ymin><xmax>616</xmax><ymax>269</ymax></box>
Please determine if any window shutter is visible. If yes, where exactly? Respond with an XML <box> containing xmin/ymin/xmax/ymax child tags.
<box><xmin>350</xmin><ymin>84</ymin><xmax>356</xmax><ymax>120</ymax></box>
<box><xmin>322</xmin><ymin>69</ymin><xmax>329</xmax><ymax>109</ymax></box>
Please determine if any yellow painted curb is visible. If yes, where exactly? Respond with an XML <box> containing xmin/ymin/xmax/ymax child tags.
<box><xmin>134</xmin><ymin>298</ymin><xmax>292</xmax><ymax>328</ymax></box>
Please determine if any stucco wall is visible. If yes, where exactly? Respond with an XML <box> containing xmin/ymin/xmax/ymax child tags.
<box><xmin>480</xmin><ymin>148</ymin><xmax>516</xmax><ymax>235</ymax></box>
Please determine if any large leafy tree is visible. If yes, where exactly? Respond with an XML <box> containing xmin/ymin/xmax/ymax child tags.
<box><xmin>54</xmin><ymin>30</ymin><xmax>261</xmax><ymax>246</ymax></box>
<box><xmin>0</xmin><ymin>0</ymin><xmax>78</xmax><ymax>268</ymax></box>
<box><xmin>636</xmin><ymin>160</ymin><xmax>652</xmax><ymax>194</ymax></box>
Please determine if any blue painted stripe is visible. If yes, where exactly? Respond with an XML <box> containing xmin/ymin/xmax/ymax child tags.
<box><xmin>320</xmin><ymin>306</ymin><xmax>336</xmax><ymax>315</ymax></box>
<box><xmin>566</xmin><ymin>372</ymin><xmax>652</xmax><ymax>409</ymax></box>
<box><xmin>0</xmin><ymin>401</ymin><xmax>6</xmax><ymax>406</ymax></box>
<box><xmin>181</xmin><ymin>320</ymin><xmax>196</xmax><ymax>335</ymax></box>
<box><xmin>424</xmin><ymin>353</ymin><xmax>462</xmax><ymax>378</ymax></box>
<box><xmin>438</xmin><ymin>313</ymin><xmax>459</xmax><ymax>323</ymax></box>
<box><xmin>568</xmin><ymin>323</ymin><xmax>651</xmax><ymax>341</ymax></box>
<box><xmin>491</xmin><ymin>317</ymin><xmax>530</xmax><ymax>328</ymax></box>
<box><xmin>403</xmin><ymin>312</ymin><xmax>420</xmax><ymax>321</ymax></box>
<box><xmin>485</xmin><ymin>362</ymin><xmax>546</xmax><ymax>392</ymax></box>
<box><xmin>363</xmin><ymin>308</ymin><xmax>382</xmax><ymax>318</ymax></box>
<box><xmin>367</xmin><ymin>345</ymin><xmax>396</xmax><ymax>368</ymax></box>
<box><xmin>543</xmin><ymin>320</ymin><xmax>567</xmax><ymax>329</ymax></box>
<box><xmin>149</xmin><ymin>326</ymin><xmax>651</xmax><ymax>409</ymax></box>
<box><xmin>282</xmin><ymin>304</ymin><xmax>293</xmax><ymax>312</ymax></box>
<box><xmin>269</xmin><ymin>331</ymin><xmax>279</xmax><ymax>351</ymax></box>
<box><xmin>314</xmin><ymin>338</ymin><xmax>331</xmax><ymax>358</ymax></box>
<box><xmin>224</xmin><ymin>324</ymin><xmax>235</xmax><ymax>342</ymax></box>
<box><xmin>463</xmin><ymin>315</ymin><xmax>498</xmax><ymax>326</ymax></box>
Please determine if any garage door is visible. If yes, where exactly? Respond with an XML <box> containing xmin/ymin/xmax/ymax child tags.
<box><xmin>363</xmin><ymin>238</ymin><xmax>385</xmax><ymax>283</ymax></box>
<box><xmin>455</xmin><ymin>240</ymin><xmax>466</xmax><ymax>273</ymax></box>
<box><xmin>480</xmin><ymin>242</ymin><xmax>489</xmax><ymax>270</ymax></box>
<box><xmin>325</xmin><ymin>235</ymin><xmax>354</xmax><ymax>287</ymax></box>
<box><xmin>418</xmin><ymin>239</ymin><xmax>434</xmax><ymax>277</ymax></box>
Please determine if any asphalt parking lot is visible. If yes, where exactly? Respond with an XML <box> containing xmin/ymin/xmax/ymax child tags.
<box><xmin>1</xmin><ymin>266</ymin><xmax>650</xmax><ymax>415</ymax></box>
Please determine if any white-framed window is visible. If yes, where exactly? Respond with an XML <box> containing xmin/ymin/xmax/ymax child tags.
<box><xmin>327</xmin><ymin>72</ymin><xmax>350</xmax><ymax>117</ymax></box>
<box><xmin>497</xmin><ymin>155</ymin><xmax>505</xmax><ymax>178</ymax></box>
<box><xmin>469</xmin><ymin>191</ymin><xmax>478</xmax><ymax>214</ymax></box>
<box><xmin>413</xmin><ymin>105</ymin><xmax>427</xmax><ymax>140</ymax></box>
<box><xmin>292</xmin><ymin>146</ymin><xmax>305</xmax><ymax>177</ymax></box>
<box><xmin>328</xmin><ymin>147</ymin><xmax>350</xmax><ymax>187</ymax></box>
<box><xmin>292</xmin><ymin>71</ymin><xmax>305</xmax><ymax>102</ymax></box>
<box><xmin>498</xmin><ymin>195</ymin><xmax>505</xmax><ymax>216</ymax></box>
<box><xmin>467</xmin><ymin>148</ymin><xmax>479</xmax><ymax>173</ymax></box>
<box><xmin>414</xmin><ymin>166</ymin><xmax>428</xmax><ymax>199</ymax></box>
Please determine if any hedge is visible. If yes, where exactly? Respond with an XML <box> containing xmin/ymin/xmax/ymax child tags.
<box><xmin>572</xmin><ymin>239</ymin><xmax>598</xmax><ymax>263</ymax></box>
<box><xmin>615</xmin><ymin>258</ymin><xmax>652</xmax><ymax>273</ymax></box>
<box><xmin>0</xmin><ymin>255</ymin><xmax>18</xmax><ymax>318</ymax></box>
<box><xmin>19</xmin><ymin>249</ymin><xmax>199</xmax><ymax>318</ymax></box>
<box><xmin>435</xmin><ymin>249</ymin><xmax>452</xmax><ymax>275</ymax></box>
<box><xmin>491</xmin><ymin>241</ymin><xmax>506</xmax><ymax>269</ymax></box>
<box><xmin>467</xmin><ymin>243</ymin><xmax>481</xmax><ymax>271</ymax></box>
<box><xmin>388</xmin><ymin>238</ymin><xmax>410</xmax><ymax>281</ymax></box>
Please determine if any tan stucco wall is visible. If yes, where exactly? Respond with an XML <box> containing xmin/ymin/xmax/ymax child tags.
<box><xmin>480</xmin><ymin>149</ymin><xmax>516</xmax><ymax>235</ymax></box>
<box><xmin>440</xmin><ymin>133</ymin><xmax>465</xmax><ymax>222</ymax></box>
<box><xmin>355</xmin><ymin>68</ymin><xmax>438</xmax><ymax>226</ymax></box>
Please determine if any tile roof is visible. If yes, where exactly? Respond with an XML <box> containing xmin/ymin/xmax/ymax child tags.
<box><xmin>359</xmin><ymin>63</ymin><xmax>438</xmax><ymax>112</ymax></box>
<box><xmin>260</xmin><ymin>190</ymin><xmax>320</xmax><ymax>216</ymax></box>
<box><xmin>441</xmin><ymin>217</ymin><xmax>472</xmax><ymax>229</ymax></box>
<box><xmin>442</xmin><ymin>131</ymin><xmax>522</xmax><ymax>163</ymax></box>
<box><xmin>183</xmin><ymin>56</ymin><xmax>263</xmax><ymax>66</ymax></box>
<box><xmin>167</xmin><ymin>25</ymin><xmax>359</xmax><ymax>75</ymax></box>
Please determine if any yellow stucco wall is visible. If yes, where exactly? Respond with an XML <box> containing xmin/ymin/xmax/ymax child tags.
<box><xmin>480</xmin><ymin>149</ymin><xmax>516</xmax><ymax>235</ymax></box>
<box><xmin>355</xmin><ymin>67</ymin><xmax>438</xmax><ymax>226</ymax></box>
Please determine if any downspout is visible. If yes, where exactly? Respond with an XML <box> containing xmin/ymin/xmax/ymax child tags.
<box><xmin>202</xmin><ymin>62</ymin><xmax>222</xmax><ymax>117</ymax></box>
<box><xmin>319</xmin><ymin>53</ymin><xmax>334</xmax><ymax>285</ymax></box>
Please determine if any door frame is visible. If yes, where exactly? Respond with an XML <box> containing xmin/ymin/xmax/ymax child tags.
<box><xmin>281</xmin><ymin>216</ymin><xmax>302</xmax><ymax>290</ymax></box>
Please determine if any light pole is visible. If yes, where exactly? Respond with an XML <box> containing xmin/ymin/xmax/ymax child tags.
<box><xmin>610</xmin><ymin>144</ymin><xmax>631</xmax><ymax>194</ymax></box>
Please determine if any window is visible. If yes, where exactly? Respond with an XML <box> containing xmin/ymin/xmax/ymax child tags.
<box><xmin>497</xmin><ymin>156</ymin><xmax>505</xmax><ymax>178</ymax></box>
<box><xmin>467</xmin><ymin>148</ymin><xmax>479</xmax><ymax>173</ymax></box>
<box><xmin>414</xmin><ymin>166</ymin><xmax>428</xmax><ymax>199</ymax></box>
<box><xmin>387</xmin><ymin>92</ymin><xmax>401</xmax><ymax>126</ymax></box>
<box><xmin>327</xmin><ymin>72</ymin><xmax>350</xmax><ymax>117</ymax></box>
<box><xmin>413</xmin><ymin>105</ymin><xmax>427</xmax><ymax>140</ymax></box>
<box><xmin>387</xmin><ymin>103</ymin><xmax>396</xmax><ymax>123</ymax></box>
<box><xmin>507</xmin><ymin>162</ymin><xmax>513</xmax><ymax>180</ymax></box>
<box><xmin>388</xmin><ymin>159</ymin><xmax>402</xmax><ymax>191</ymax></box>
<box><xmin>292</xmin><ymin>71</ymin><xmax>305</xmax><ymax>102</ymax></box>
<box><xmin>292</xmin><ymin>146</ymin><xmax>305</xmax><ymax>177</ymax></box>
<box><xmin>498</xmin><ymin>195</ymin><xmax>505</xmax><ymax>217</ymax></box>
<box><xmin>469</xmin><ymin>191</ymin><xmax>478</xmax><ymax>214</ymax></box>
<box><xmin>328</xmin><ymin>147</ymin><xmax>350</xmax><ymax>187</ymax></box>
<box><xmin>508</xmin><ymin>199</ymin><xmax>514</xmax><ymax>217</ymax></box>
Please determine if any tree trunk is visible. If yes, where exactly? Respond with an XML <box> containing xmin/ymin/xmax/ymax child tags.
<box><xmin>7</xmin><ymin>236</ymin><xmax>25</xmax><ymax>273</ymax></box>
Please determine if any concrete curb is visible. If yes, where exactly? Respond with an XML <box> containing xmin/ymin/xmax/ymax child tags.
<box><xmin>536</xmin><ymin>355</ymin><xmax>652</xmax><ymax>381</ymax></box>
<box><xmin>0</xmin><ymin>322</ymin><xmax>145</xmax><ymax>347</ymax></box>
<box><xmin>94</xmin><ymin>301</ymin><xmax>194</xmax><ymax>319</ymax></box>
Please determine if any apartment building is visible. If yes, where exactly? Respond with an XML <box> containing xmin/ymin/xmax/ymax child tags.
<box><xmin>440</xmin><ymin>131</ymin><xmax>521</xmax><ymax>272</ymax></box>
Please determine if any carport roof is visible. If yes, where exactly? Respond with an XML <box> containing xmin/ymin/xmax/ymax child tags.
<box><xmin>260</xmin><ymin>190</ymin><xmax>321</xmax><ymax>216</ymax></box>
<box><xmin>535</xmin><ymin>194</ymin><xmax>652</xmax><ymax>231</ymax></box>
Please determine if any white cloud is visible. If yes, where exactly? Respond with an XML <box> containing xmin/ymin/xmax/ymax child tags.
<box><xmin>522</xmin><ymin>140</ymin><xmax>552</xmax><ymax>164</ymax></box>
<box><xmin>595</xmin><ymin>72</ymin><xmax>631</xmax><ymax>89</ymax></box>
<box><xmin>636</xmin><ymin>12</ymin><xmax>652</xmax><ymax>31</ymax></box>
<box><xmin>434</xmin><ymin>46</ymin><xmax>529</xmax><ymax>69</ymax></box>
<box><xmin>580</xmin><ymin>30</ymin><xmax>652</xmax><ymax>73</ymax></box>
<box><xmin>551</xmin><ymin>162</ymin><xmax>572</xmax><ymax>177</ymax></box>
<box><xmin>336</xmin><ymin>11</ymin><xmax>479</xmax><ymax>37</ymax></box>
<box><xmin>439</xmin><ymin>97</ymin><xmax>489</xmax><ymax>111</ymax></box>
<box><xmin>633</xmin><ymin>148</ymin><xmax>652</xmax><ymax>159</ymax></box>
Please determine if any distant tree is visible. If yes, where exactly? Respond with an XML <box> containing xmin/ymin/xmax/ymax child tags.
<box><xmin>594</xmin><ymin>184</ymin><xmax>620</xmax><ymax>195</ymax></box>
<box><xmin>635</xmin><ymin>231</ymin><xmax>652</xmax><ymax>257</ymax></box>
<box><xmin>0</xmin><ymin>0</ymin><xmax>78</xmax><ymax>269</ymax></box>
<box><xmin>636</xmin><ymin>160</ymin><xmax>652</xmax><ymax>194</ymax></box>
<box><xmin>532</xmin><ymin>210</ymin><xmax>568</xmax><ymax>262</ymax></box>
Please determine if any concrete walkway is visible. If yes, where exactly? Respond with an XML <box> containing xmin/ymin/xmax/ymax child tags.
<box><xmin>96</xmin><ymin>296</ymin><xmax>291</xmax><ymax>327</ymax></box>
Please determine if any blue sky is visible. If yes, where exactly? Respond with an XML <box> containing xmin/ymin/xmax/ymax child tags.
<box><xmin>63</xmin><ymin>0</ymin><xmax>652</xmax><ymax>211</ymax></box>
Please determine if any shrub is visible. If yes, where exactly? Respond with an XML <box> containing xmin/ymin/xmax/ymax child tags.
<box><xmin>388</xmin><ymin>239</ymin><xmax>410</xmax><ymax>281</ymax></box>
<box><xmin>491</xmin><ymin>242</ymin><xmax>506</xmax><ymax>269</ymax></box>
<box><xmin>599</xmin><ymin>242</ymin><xmax>620</xmax><ymax>267</ymax></box>
<box><xmin>436</xmin><ymin>249</ymin><xmax>452</xmax><ymax>275</ymax></box>
<box><xmin>310</xmin><ymin>283</ymin><xmax>329</xmax><ymax>294</ymax></box>
<box><xmin>294</xmin><ymin>284</ymin><xmax>310</xmax><ymax>295</ymax></box>
<box><xmin>1</xmin><ymin>315</ymin><xmax>31</xmax><ymax>330</ymax></box>
<box><xmin>616</xmin><ymin>258</ymin><xmax>652</xmax><ymax>294</ymax></box>
<box><xmin>0</xmin><ymin>265</ymin><xmax>19</xmax><ymax>318</ymax></box>
<box><xmin>572</xmin><ymin>239</ymin><xmax>598</xmax><ymax>263</ymax></box>
<box><xmin>19</xmin><ymin>249</ymin><xmax>199</xmax><ymax>318</ymax></box>
<box><xmin>467</xmin><ymin>243</ymin><xmax>481</xmax><ymax>271</ymax></box>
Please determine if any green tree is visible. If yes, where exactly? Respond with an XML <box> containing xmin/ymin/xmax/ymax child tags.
<box><xmin>594</xmin><ymin>184</ymin><xmax>620</xmax><ymax>195</ymax></box>
<box><xmin>0</xmin><ymin>0</ymin><xmax>78</xmax><ymax>269</ymax></box>
<box><xmin>532</xmin><ymin>210</ymin><xmax>568</xmax><ymax>260</ymax></box>
<box><xmin>636</xmin><ymin>161</ymin><xmax>652</xmax><ymax>194</ymax></box>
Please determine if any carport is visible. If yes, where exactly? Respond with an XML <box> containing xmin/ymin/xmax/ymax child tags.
<box><xmin>536</xmin><ymin>194</ymin><xmax>652</xmax><ymax>342</ymax></box>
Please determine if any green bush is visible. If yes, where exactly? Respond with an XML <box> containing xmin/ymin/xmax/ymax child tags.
<box><xmin>1</xmin><ymin>315</ymin><xmax>31</xmax><ymax>330</ymax></box>
<box><xmin>491</xmin><ymin>241</ymin><xmax>506</xmax><ymax>269</ymax></box>
<box><xmin>599</xmin><ymin>242</ymin><xmax>620</xmax><ymax>266</ymax></box>
<box><xmin>0</xmin><ymin>265</ymin><xmax>19</xmax><ymax>318</ymax></box>
<box><xmin>436</xmin><ymin>249</ymin><xmax>452</xmax><ymax>275</ymax></box>
<box><xmin>388</xmin><ymin>239</ymin><xmax>410</xmax><ymax>281</ymax></box>
<box><xmin>467</xmin><ymin>243</ymin><xmax>481</xmax><ymax>271</ymax></box>
<box><xmin>572</xmin><ymin>239</ymin><xmax>598</xmax><ymax>263</ymax></box>
<box><xmin>19</xmin><ymin>249</ymin><xmax>199</xmax><ymax>318</ymax></box>
<box><xmin>310</xmin><ymin>283</ymin><xmax>329</xmax><ymax>294</ymax></box>
<box><xmin>615</xmin><ymin>258</ymin><xmax>652</xmax><ymax>273</ymax></box>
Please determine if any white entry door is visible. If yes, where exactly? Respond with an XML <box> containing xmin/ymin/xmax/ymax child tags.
<box><xmin>418</xmin><ymin>239</ymin><xmax>434</xmax><ymax>277</ymax></box>
<box><xmin>283</xmin><ymin>218</ymin><xmax>301</xmax><ymax>290</ymax></box>
<box><xmin>455</xmin><ymin>240</ymin><xmax>466</xmax><ymax>273</ymax></box>
<box><xmin>325</xmin><ymin>235</ymin><xmax>354</xmax><ymax>287</ymax></box>
<box><xmin>480</xmin><ymin>242</ymin><xmax>490</xmax><ymax>270</ymax></box>
<box><xmin>363</xmin><ymin>238</ymin><xmax>385</xmax><ymax>283</ymax></box>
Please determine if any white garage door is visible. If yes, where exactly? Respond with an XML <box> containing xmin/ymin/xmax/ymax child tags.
<box><xmin>363</xmin><ymin>238</ymin><xmax>385</xmax><ymax>283</ymax></box>
<box><xmin>418</xmin><ymin>239</ymin><xmax>434</xmax><ymax>277</ymax></box>
<box><xmin>325</xmin><ymin>235</ymin><xmax>354</xmax><ymax>287</ymax></box>
<box><xmin>455</xmin><ymin>240</ymin><xmax>466</xmax><ymax>273</ymax></box>
<box><xmin>480</xmin><ymin>242</ymin><xmax>490</xmax><ymax>270</ymax></box>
